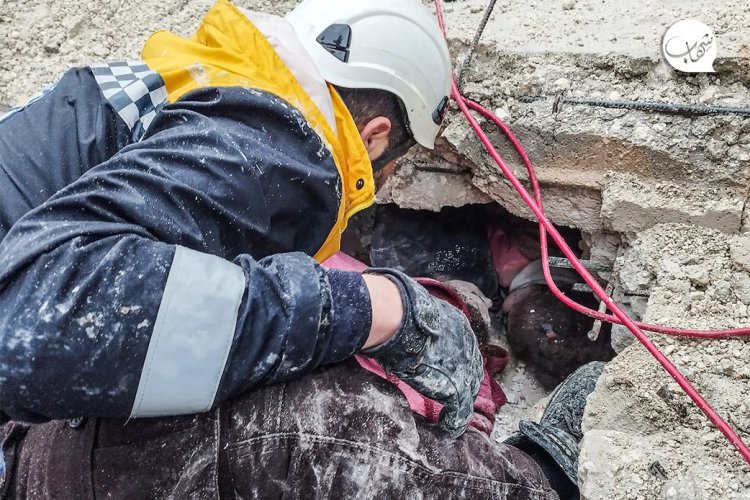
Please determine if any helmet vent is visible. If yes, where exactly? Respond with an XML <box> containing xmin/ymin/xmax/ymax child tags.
<box><xmin>316</xmin><ymin>24</ymin><xmax>352</xmax><ymax>63</ymax></box>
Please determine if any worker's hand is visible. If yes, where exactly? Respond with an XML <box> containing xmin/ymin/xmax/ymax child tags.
<box><xmin>361</xmin><ymin>268</ymin><xmax>483</xmax><ymax>438</ymax></box>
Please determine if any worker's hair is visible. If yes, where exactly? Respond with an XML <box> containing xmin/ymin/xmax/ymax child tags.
<box><xmin>334</xmin><ymin>86</ymin><xmax>412</xmax><ymax>156</ymax></box>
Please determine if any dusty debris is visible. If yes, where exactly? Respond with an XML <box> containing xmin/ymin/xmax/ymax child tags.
<box><xmin>0</xmin><ymin>0</ymin><xmax>297</xmax><ymax>106</ymax></box>
<box><xmin>582</xmin><ymin>224</ymin><xmax>750</xmax><ymax>499</ymax></box>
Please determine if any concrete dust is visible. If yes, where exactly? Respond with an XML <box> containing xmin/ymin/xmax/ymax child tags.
<box><xmin>0</xmin><ymin>0</ymin><xmax>297</xmax><ymax>107</ymax></box>
<box><xmin>491</xmin><ymin>357</ymin><xmax>550</xmax><ymax>442</ymax></box>
<box><xmin>486</xmin><ymin>311</ymin><xmax>551</xmax><ymax>443</ymax></box>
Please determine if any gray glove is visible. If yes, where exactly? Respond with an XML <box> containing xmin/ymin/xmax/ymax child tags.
<box><xmin>362</xmin><ymin>268</ymin><xmax>483</xmax><ymax>438</ymax></box>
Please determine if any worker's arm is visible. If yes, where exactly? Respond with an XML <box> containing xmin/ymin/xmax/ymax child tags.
<box><xmin>0</xmin><ymin>87</ymin><xmax>385</xmax><ymax>422</ymax></box>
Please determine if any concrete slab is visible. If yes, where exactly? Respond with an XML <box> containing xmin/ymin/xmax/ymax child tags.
<box><xmin>439</xmin><ymin>0</ymin><xmax>750</xmax><ymax>60</ymax></box>
<box><xmin>601</xmin><ymin>173</ymin><xmax>746</xmax><ymax>233</ymax></box>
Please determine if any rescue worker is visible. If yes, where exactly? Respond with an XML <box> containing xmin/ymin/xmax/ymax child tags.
<box><xmin>0</xmin><ymin>0</ymin><xmax>586</xmax><ymax>498</ymax></box>
<box><xmin>0</xmin><ymin>0</ymin><xmax>481</xmax><ymax>432</ymax></box>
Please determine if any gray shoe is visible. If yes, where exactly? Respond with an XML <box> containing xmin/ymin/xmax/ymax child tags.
<box><xmin>542</xmin><ymin>361</ymin><xmax>606</xmax><ymax>441</ymax></box>
<box><xmin>504</xmin><ymin>361</ymin><xmax>607</xmax><ymax>494</ymax></box>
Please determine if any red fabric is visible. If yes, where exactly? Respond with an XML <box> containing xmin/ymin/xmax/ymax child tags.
<box><xmin>323</xmin><ymin>252</ymin><xmax>509</xmax><ymax>436</ymax></box>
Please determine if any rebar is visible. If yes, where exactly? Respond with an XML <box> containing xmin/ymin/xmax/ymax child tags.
<box><xmin>519</xmin><ymin>95</ymin><xmax>750</xmax><ymax>118</ymax></box>
<box><xmin>457</xmin><ymin>0</ymin><xmax>498</xmax><ymax>91</ymax></box>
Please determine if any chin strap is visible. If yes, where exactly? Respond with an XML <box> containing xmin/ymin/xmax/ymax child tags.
<box><xmin>371</xmin><ymin>136</ymin><xmax>416</xmax><ymax>172</ymax></box>
<box><xmin>372</xmin><ymin>96</ymin><xmax>418</xmax><ymax>172</ymax></box>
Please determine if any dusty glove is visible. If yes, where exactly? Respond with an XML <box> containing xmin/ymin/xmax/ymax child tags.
<box><xmin>361</xmin><ymin>268</ymin><xmax>483</xmax><ymax>438</ymax></box>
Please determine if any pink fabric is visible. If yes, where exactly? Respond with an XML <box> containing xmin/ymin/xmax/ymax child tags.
<box><xmin>488</xmin><ymin>225</ymin><xmax>534</xmax><ymax>288</ymax></box>
<box><xmin>323</xmin><ymin>252</ymin><xmax>369</xmax><ymax>273</ymax></box>
<box><xmin>323</xmin><ymin>252</ymin><xmax>509</xmax><ymax>436</ymax></box>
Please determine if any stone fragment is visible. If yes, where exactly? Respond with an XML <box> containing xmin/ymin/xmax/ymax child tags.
<box><xmin>684</xmin><ymin>265</ymin><xmax>710</xmax><ymax>287</ymax></box>
<box><xmin>610</xmin><ymin>324</ymin><xmax>635</xmax><ymax>354</ymax></box>
<box><xmin>43</xmin><ymin>42</ymin><xmax>60</xmax><ymax>54</ymax></box>
<box><xmin>732</xmin><ymin>274</ymin><xmax>750</xmax><ymax>305</ymax></box>
<box><xmin>62</xmin><ymin>14</ymin><xmax>85</xmax><ymax>38</ymax></box>
<box><xmin>493</xmin><ymin>107</ymin><xmax>511</xmax><ymax>122</ymax></box>
<box><xmin>552</xmin><ymin>77</ymin><xmax>571</xmax><ymax>91</ymax></box>
<box><xmin>730</xmin><ymin>236</ymin><xmax>750</xmax><ymax>273</ymax></box>
<box><xmin>710</xmin><ymin>279</ymin><xmax>734</xmax><ymax>302</ymax></box>
<box><xmin>698</xmin><ymin>86</ymin><xmax>719</xmax><ymax>104</ymax></box>
<box><xmin>92</xmin><ymin>44</ymin><xmax>110</xmax><ymax>58</ymax></box>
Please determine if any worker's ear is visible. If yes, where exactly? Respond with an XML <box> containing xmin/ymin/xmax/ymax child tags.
<box><xmin>359</xmin><ymin>117</ymin><xmax>392</xmax><ymax>161</ymax></box>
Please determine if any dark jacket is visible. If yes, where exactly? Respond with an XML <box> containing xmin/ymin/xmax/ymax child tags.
<box><xmin>0</xmin><ymin>2</ymin><xmax>375</xmax><ymax>422</ymax></box>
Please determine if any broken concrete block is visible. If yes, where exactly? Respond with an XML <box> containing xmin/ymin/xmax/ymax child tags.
<box><xmin>601</xmin><ymin>174</ymin><xmax>745</xmax><ymax>234</ymax></box>
<box><xmin>377</xmin><ymin>160</ymin><xmax>492</xmax><ymax>211</ymax></box>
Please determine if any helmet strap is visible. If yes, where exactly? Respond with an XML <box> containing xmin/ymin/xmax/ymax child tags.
<box><xmin>371</xmin><ymin>96</ymin><xmax>417</xmax><ymax>172</ymax></box>
<box><xmin>371</xmin><ymin>136</ymin><xmax>416</xmax><ymax>172</ymax></box>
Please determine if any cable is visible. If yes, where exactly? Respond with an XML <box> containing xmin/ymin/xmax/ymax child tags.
<box><xmin>433</xmin><ymin>0</ymin><xmax>750</xmax><ymax>466</ymax></box>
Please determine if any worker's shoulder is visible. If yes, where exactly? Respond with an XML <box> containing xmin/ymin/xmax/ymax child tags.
<box><xmin>174</xmin><ymin>85</ymin><xmax>318</xmax><ymax>131</ymax></box>
<box><xmin>169</xmin><ymin>85</ymin><xmax>337</xmax><ymax>163</ymax></box>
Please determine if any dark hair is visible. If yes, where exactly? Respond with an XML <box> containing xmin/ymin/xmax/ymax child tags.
<box><xmin>334</xmin><ymin>86</ymin><xmax>415</xmax><ymax>170</ymax></box>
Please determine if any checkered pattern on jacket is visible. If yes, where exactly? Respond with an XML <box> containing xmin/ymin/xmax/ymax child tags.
<box><xmin>90</xmin><ymin>61</ymin><xmax>168</xmax><ymax>141</ymax></box>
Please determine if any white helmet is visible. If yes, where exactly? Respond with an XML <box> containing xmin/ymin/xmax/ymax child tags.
<box><xmin>286</xmin><ymin>0</ymin><xmax>452</xmax><ymax>149</ymax></box>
